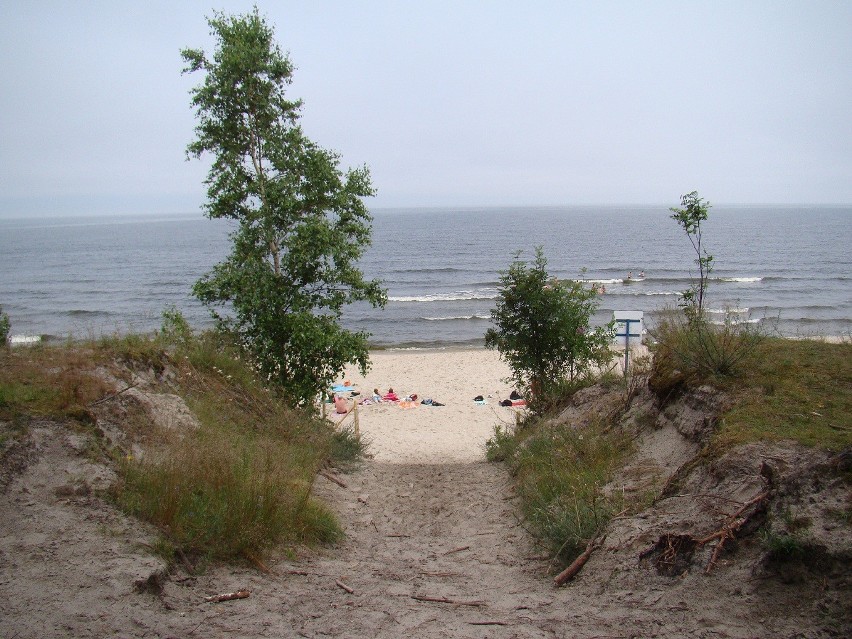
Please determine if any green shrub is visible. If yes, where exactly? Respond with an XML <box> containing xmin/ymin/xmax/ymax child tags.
<box><xmin>485</xmin><ymin>248</ymin><xmax>613</xmax><ymax>415</ymax></box>
<box><xmin>159</xmin><ymin>305</ymin><xmax>193</xmax><ymax>347</ymax></box>
<box><xmin>760</xmin><ymin>528</ymin><xmax>807</xmax><ymax>559</ymax></box>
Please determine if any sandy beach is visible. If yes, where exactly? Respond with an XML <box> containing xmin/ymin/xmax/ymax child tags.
<box><xmin>336</xmin><ymin>349</ymin><xmax>521</xmax><ymax>464</ymax></box>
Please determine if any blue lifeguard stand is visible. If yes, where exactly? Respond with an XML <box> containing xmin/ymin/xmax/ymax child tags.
<box><xmin>613</xmin><ymin>311</ymin><xmax>644</xmax><ymax>374</ymax></box>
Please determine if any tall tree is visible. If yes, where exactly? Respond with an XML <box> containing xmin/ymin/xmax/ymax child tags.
<box><xmin>182</xmin><ymin>8</ymin><xmax>386</xmax><ymax>405</ymax></box>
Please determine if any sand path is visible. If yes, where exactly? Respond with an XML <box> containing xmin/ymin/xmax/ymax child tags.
<box><xmin>155</xmin><ymin>350</ymin><xmax>660</xmax><ymax>638</ymax></box>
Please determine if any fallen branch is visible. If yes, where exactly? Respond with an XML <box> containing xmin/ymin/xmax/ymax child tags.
<box><xmin>553</xmin><ymin>536</ymin><xmax>605</xmax><ymax>586</ymax></box>
<box><xmin>176</xmin><ymin>548</ymin><xmax>195</xmax><ymax>575</ymax></box>
<box><xmin>318</xmin><ymin>470</ymin><xmax>347</xmax><ymax>488</ymax></box>
<box><xmin>443</xmin><ymin>545</ymin><xmax>470</xmax><ymax>555</ymax></box>
<box><xmin>411</xmin><ymin>595</ymin><xmax>485</xmax><ymax>607</ymax></box>
<box><xmin>283</xmin><ymin>569</ymin><xmax>309</xmax><ymax>576</ymax></box>
<box><xmin>335</xmin><ymin>579</ymin><xmax>354</xmax><ymax>594</ymax></box>
<box><xmin>88</xmin><ymin>383</ymin><xmax>138</xmax><ymax>407</ymax></box>
<box><xmin>204</xmin><ymin>589</ymin><xmax>250</xmax><ymax>603</ymax></box>
<box><xmin>469</xmin><ymin>621</ymin><xmax>508</xmax><ymax>626</ymax></box>
<box><xmin>244</xmin><ymin>551</ymin><xmax>272</xmax><ymax>574</ymax></box>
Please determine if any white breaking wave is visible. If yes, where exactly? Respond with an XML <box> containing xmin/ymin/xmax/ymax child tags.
<box><xmin>389</xmin><ymin>290</ymin><xmax>498</xmax><ymax>303</ymax></box>
<box><xmin>718</xmin><ymin>277</ymin><xmax>763</xmax><ymax>283</ymax></box>
<box><xmin>707</xmin><ymin>307</ymin><xmax>750</xmax><ymax>315</ymax></box>
<box><xmin>586</xmin><ymin>278</ymin><xmax>623</xmax><ymax>285</ymax></box>
<box><xmin>422</xmin><ymin>313</ymin><xmax>492</xmax><ymax>321</ymax></box>
<box><xmin>710</xmin><ymin>317</ymin><xmax>762</xmax><ymax>326</ymax></box>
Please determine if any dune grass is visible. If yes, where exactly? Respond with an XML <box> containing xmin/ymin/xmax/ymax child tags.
<box><xmin>712</xmin><ymin>337</ymin><xmax>852</xmax><ymax>452</ymax></box>
<box><xmin>488</xmin><ymin>415</ymin><xmax>632</xmax><ymax>566</ymax></box>
<box><xmin>648</xmin><ymin>306</ymin><xmax>850</xmax><ymax>452</ymax></box>
<box><xmin>0</xmin><ymin>325</ymin><xmax>362</xmax><ymax>565</ymax></box>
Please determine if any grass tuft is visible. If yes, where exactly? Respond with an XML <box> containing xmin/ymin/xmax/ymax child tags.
<box><xmin>489</xmin><ymin>416</ymin><xmax>631</xmax><ymax>566</ymax></box>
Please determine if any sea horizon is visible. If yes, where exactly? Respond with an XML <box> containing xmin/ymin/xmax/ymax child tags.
<box><xmin>2</xmin><ymin>205</ymin><xmax>850</xmax><ymax>347</ymax></box>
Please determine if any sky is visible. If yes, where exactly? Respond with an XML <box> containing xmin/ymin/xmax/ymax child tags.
<box><xmin>1</xmin><ymin>1</ymin><xmax>851</xmax><ymax>217</ymax></box>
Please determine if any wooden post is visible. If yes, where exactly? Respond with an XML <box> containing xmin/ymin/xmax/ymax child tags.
<box><xmin>353</xmin><ymin>399</ymin><xmax>360</xmax><ymax>439</ymax></box>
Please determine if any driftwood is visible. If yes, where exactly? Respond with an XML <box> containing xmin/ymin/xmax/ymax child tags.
<box><xmin>553</xmin><ymin>536</ymin><xmax>604</xmax><ymax>586</ymax></box>
<box><xmin>443</xmin><ymin>545</ymin><xmax>470</xmax><ymax>555</ymax></box>
<box><xmin>319</xmin><ymin>470</ymin><xmax>347</xmax><ymax>488</ymax></box>
<box><xmin>335</xmin><ymin>579</ymin><xmax>354</xmax><ymax>594</ymax></box>
<box><xmin>411</xmin><ymin>595</ymin><xmax>485</xmax><ymax>607</ymax></box>
<box><xmin>204</xmin><ymin>589</ymin><xmax>250</xmax><ymax>603</ymax></box>
<box><xmin>469</xmin><ymin>620</ymin><xmax>508</xmax><ymax>626</ymax></box>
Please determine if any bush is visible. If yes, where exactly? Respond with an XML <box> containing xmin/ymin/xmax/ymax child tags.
<box><xmin>159</xmin><ymin>305</ymin><xmax>193</xmax><ymax>347</ymax></box>
<box><xmin>485</xmin><ymin>248</ymin><xmax>613</xmax><ymax>414</ymax></box>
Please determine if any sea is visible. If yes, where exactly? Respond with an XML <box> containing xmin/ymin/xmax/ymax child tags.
<box><xmin>1</xmin><ymin>206</ymin><xmax>850</xmax><ymax>348</ymax></box>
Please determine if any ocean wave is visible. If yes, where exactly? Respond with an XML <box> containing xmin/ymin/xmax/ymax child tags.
<box><xmin>716</xmin><ymin>277</ymin><xmax>763</xmax><ymax>283</ymax></box>
<box><xmin>395</xmin><ymin>267</ymin><xmax>471</xmax><ymax>274</ymax></box>
<box><xmin>389</xmin><ymin>291</ymin><xmax>498</xmax><ymax>303</ymax></box>
<box><xmin>637</xmin><ymin>291</ymin><xmax>680</xmax><ymax>296</ymax></box>
<box><xmin>421</xmin><ymin>314</ymin><xmax>491</xmax><ymax>322</ymax></box>
<box><xmin>66</xmin><ymin>309</ymin><xmax>114</xmax><ymax>317</ymax></box>
<box><xmin>709</xmin><ymin>317</ymin><xmax>763</xmax><ymax>326</ymax></box>
<box><xmin>707</xmin><ymin>307</ymin><xmax>750</xmax><ymax>315</ymax></box>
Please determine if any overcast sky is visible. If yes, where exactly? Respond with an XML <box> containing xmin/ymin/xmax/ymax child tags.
<box><xmin>1</xmin><ymin>1</ymin><xmax>851</xmax><ymax>216</ymax></box>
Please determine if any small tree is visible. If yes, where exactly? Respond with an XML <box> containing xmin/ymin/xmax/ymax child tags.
<box><xmin>669</xmin><ymin>191</ymin><xmax>713</xmax><ymax>323</ymax></box>
<box><xmin>651</xmin><ymin>191</ymin><xmax>761</xmax><ymax>391</ymax></box>
<box><xmin>485</xmin><ymin>248</ymin><xmax>612</xmax><ymax>411</ymax></box>
<box><xmin>183</xmin><ymin>8</ymin><xmax>386</xmax><ymax>405</ymax></box>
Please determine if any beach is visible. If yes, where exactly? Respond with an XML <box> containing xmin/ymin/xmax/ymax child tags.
<box><xmin>338</xmin><ymin>349</ymin><xmax>520</xmax><ymax>464</ymax></box>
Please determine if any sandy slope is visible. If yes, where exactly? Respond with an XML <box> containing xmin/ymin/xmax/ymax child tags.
<box><xmin>0</xmin><ymin>348</ymin><xmax>847</xmax><ymax>638</ymax></box>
